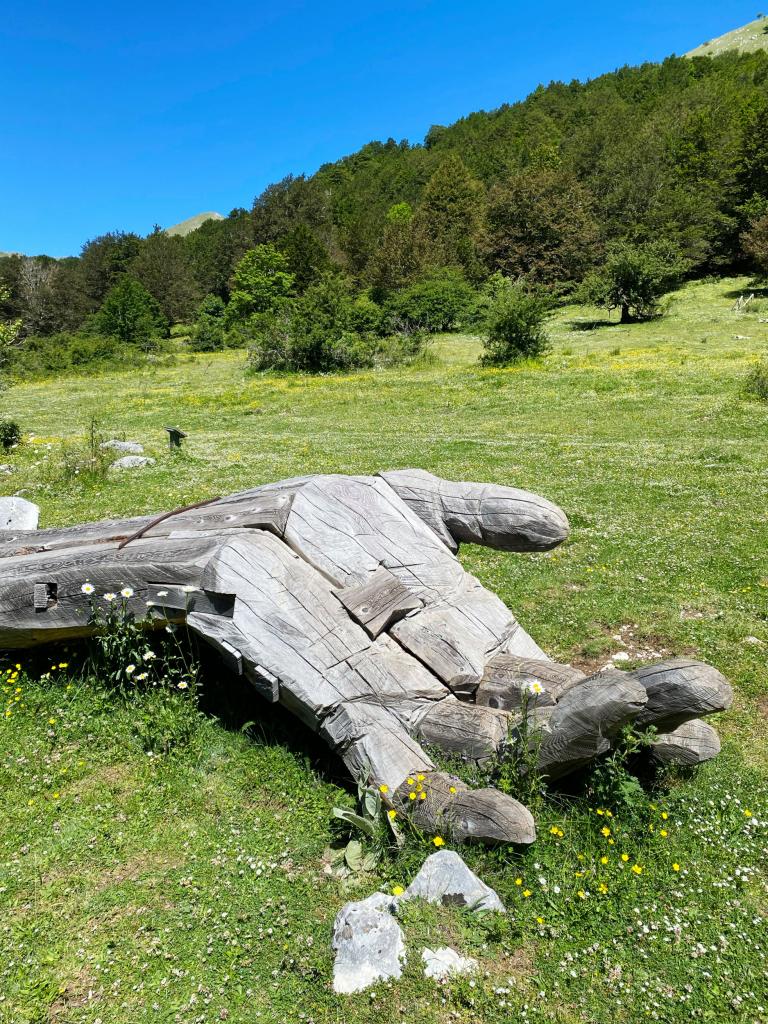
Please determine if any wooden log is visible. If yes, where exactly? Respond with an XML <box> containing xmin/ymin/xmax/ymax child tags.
<box><xmin>533</xmin><ymin>670</ymin><xmax>648</xmax><ymax>779</ymax></box>
<box><xmin>633</xmin><ymin>659</ymin><xmax>733</xmax><ymax>732</ymax></box>
<box><xmin>334</xmin><ymin>566</ymin><xmax>422</xmax><ymax>638</ymax></box>
<box><xmin>649</xmin><ymin>719</ymin><xmax>721</xmax><ymax>766</ymax></box>
<box><xmin>393</xmin><ymin>771</ymin><xmax>536</xmax><ymax>845</ymax></box>
<box><xmin>0</xmin><ymin>534</ymin><xmax>225</xmax><ymax>647</ymax></box>
<box><xmin>380</xmin><ymin>468</ymin><xmax>570</xmax><ymax>552</ymax></box>
<box><xmin>415</xmin><ymin>699</ymin><xmax>509</xmax><ymax>761</ymax></box>
<box><xmin>476</xmin><ymin>655</ymin><xmax>585</xmax><ymax>711</ymax></box>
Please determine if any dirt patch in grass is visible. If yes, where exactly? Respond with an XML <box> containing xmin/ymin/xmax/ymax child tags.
<box><xmin>570</xmin><ymin>624</ymin><xmax>698</xmax><ymax>675</ymax></box>
<box><xmin>47</xmin><ymin>968</ymin><xmax>100</xmax><ymax>1023</ymax></box>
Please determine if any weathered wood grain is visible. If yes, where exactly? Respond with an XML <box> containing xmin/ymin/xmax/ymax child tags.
<box><xmin>534</xmin><ymin>670</ymin><xmax>648</xmax><ymax>779</ymax></box>
<box><xmin>334</xmin><ymin>566</ymin><xmax>422</xmax><ymax>637</ymax></box>
<box><xmin>394</xmin><ymin>770</ymin><xmax>536</xmax><ymax>845</ymax></box>
<box><xmin>476</xmin><ymin>655</ymin><xmax>585</xmax><ymax>711</ymax></box>
<box><xmin>380</xmin><ymin>468</ymin><xmax>570</xmax><ymax>552</ymax></box>
<box><xmin>649</xmin><ymin>718</ymin><xmax>721</xmax><ymax>766</ymax></box>
<box><xmin>416</xmin><ymin>699</ymin><xmax>509</xmax><ymax>760</ymax></box>
<box><xmin>633</xmin><ymin>658</ymin><xmax>733</xmax><ymax>732</ymax></box>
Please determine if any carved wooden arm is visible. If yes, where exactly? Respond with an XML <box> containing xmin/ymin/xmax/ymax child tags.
<box><xmin>0</xmin><ymin>471</ymin><xmax>732</xmax><ymax>844</ymax></box>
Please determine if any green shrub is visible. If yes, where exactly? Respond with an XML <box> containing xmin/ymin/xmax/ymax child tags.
<box><xmin>247</xmin><ymin>277</ymin><xmax>428</xmax><ymax>373</ymax></box>
<box><xmin>744</xmin><ymin>359</ymin><xmax>768</xmax><ymax>401</ymax></box>
<box><xmin>480</xmin><ymin>280</ymin><xmax>553</xmax><ymax>364</ymax></box>
<box><xmin>189</xmin><ymin>294</ymin><xmax>226</xmax><ymax>352</ymax></box>
<box><xmin>9</xmin><ymin>332</ymin><xmax>142</xmax><ymax>378</ymax></box>
<box><xmin>247</xmin><ymin>276</ymin><xmax>376</xmax><ymax>372</ymax></box>
<box><xmin>0</xmin><ymin>420</ymin><xmax>21</xmax><ymax>450</ymax></box>
<box><xmin>386</xmin><ymin>268</ymin><xmax>476</xmax><ymax>332</ymax></box>
<box><xmin>96</xmin><ymin>276</ymin><xmax>167</xmax><ymax>346</ymax></box>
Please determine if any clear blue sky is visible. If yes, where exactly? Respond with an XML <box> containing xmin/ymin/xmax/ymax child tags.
<box><xmin>1</xmin><ymin>1</ymin><xmax>760</xmax><ymax>257</ymax></box>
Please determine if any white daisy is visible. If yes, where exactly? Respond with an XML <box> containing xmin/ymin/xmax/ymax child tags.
<box><xmin>177</xmin><ymin>680</ymin><xmax>189</xmax><ymax>690</ymax></box>
<box><xmin>125</xmin><ymin>664</ymin><xmax>136</xmax><ymax>675</ymax></box>
<box><xmin>81</xmin><ymin>583</ymin><xmax>95</xmax><ymax>595</ymax></box>
<box><xmin>525</xmin><ymin>680</ymin><xmax>545</xmax><ymax>695</ymax></box>
<box><xmin>143</xmin><ymin>651</ymin><xmax>156</xmax><ymax>661</ymax></box>
<box><xmin>103</xmin><ymin>592</ymin><xmax>116</xmax><ymax>602</ymax></box>
<box><xmin>120</xmin><ymin>587</ymin><xmax>134</xmax><ymax>599</ymax></box>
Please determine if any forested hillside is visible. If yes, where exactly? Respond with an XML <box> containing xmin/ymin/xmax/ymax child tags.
<box><xmin>2</xmin><ymin>50</ymin><xmax>768</xmax><ymax>347</ymax></box>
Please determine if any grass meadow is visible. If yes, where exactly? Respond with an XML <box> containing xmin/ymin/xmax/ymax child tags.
<box><xmin>1</xmin><ymin>277</ymin><xmax>767</xmax><ymax>1023</ymax></box>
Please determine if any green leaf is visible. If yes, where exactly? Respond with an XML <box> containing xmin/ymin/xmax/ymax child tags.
<box><xmin>363</xmin><ymin>788</ymin><xmax>380</xmax><ymax>819</ymax></box>
<box><xmin>344</xmin><ymin>839</ymin><xmax>364</xmax><ymax>871</ymax></box>
<box><xmin>332</xmin><ymin>807</ymin><xmax>376</xmax><ymax>836</ymax></box>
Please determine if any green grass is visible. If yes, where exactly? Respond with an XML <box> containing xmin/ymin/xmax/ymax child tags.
<box><xmin>686</xmin><ymin>16</ymin><xmax>768</xmax><ymax>57</ymax></box>
<box><xmin>1</xmin><ymin>277</ymin><xmax>768</xmax><ymax>1023</ymax></box>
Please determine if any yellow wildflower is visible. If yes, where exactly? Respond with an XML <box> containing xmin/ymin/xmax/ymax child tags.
<box><xmin>621</xmin><ymin>853</ymin><xmax>629</xmax><ymax>862</ymax></box>
<box><xmin>631</xmin><ymin>864</ymin><xmax>643</xmax><ymax>875</ymax></box>
<box><xmin>387</xmin><ymin>809</ymin><xmax>397</xmax><ymax>820</ymax></box>
<box><xmin>379</xmin><ymin>784</ymin><xmax>389</xmax><ymax>794</ymax></box>
<box><xmin>515</xmin><ymin>877</ymin><xmax>522</xmax><ymax>886</ymax></box>
<box><xmin>601</xmin><ymin>826</ymin><xmax>611</xmax><ymax>837</ymax></box>
<box><xmin>672</xmin><ymin>863</ymin><xmax>680</xmax><ymax>871</ymax></box>
<box><xmin>392</xmin><ymin>885</ymin><xmax>404</xmax><ymax>896</ymax></box>
<box><xmin>432</xmin><ymin>836</ymin><xmax>445</xmax><ymax>847</ymax></box>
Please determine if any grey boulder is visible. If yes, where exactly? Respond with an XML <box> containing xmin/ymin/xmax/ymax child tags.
<box><xmin>332</xmin><ymin>892</ymin><xmax>405</xmax><ymax>994</ymax></box>
<box><xmin>401</xmin><ymin>849</ymin><xmax>505</xmax><ymax>912</ymax></box>
<box><xmin>110</xmin><ymin>456</ymin><xmax>155</xmax><ymax>470</ymax></box>
<box><xmin>101</xmin><ymin>439</ymin><xmax>144</xmax><ymax>454</ymax></box>
<box><xmin>0</xmin><ymin>496</ymin><xmax>39</xmax><ymax>530</ymax></box>
<box><xmin>421</xmin><ymin>946</ymin><xmax>477</xmax><ymax>980</ymax></box>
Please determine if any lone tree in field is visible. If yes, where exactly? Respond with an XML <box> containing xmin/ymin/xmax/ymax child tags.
<box><xmin>580</xmin><ymin>241</ymin><xmax>689</xmax><ymax>323</ymax></box>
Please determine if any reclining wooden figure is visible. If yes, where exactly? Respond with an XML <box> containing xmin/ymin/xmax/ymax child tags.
<box><xmin>0</xmin><ymin>470</ymin><xmax>732</xmax><ymax>844</ymax></box>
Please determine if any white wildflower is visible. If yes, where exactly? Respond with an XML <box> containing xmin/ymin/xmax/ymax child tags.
<box><xmin>120</xmin><ymin>587</ymin><xmax>134</xmax><ymax>599</ymax></box>
<box><xmin>81</xmin><ymin>583</ymin><xmax>95</xmax><ymax>595</ymax></box>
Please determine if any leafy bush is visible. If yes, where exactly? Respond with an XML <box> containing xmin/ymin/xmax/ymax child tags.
<box><xmin>0</xmin><ymin>420</ymin><xmax>21</xmax><ymax>450</ymax></box>
<box><xmin>744</xmin><ymin>359</ymin><xmax>768</xmax><ymax>401</ymax></box>
<box><xmin>9</xmin><ymin>332</ymin><xmax>137</xmax><ymax>377</ymax></box>
<box><xmin>226</xmin><ymin>245</ymin><xmax>294</xmax><ymax>324</ymax></box>
<box><xmin>480</xmin><ymin>279</ymin><xmax>553</xmax><ymax>364</ymax></box>
<box><xmin>95</xmin><ymin>276</ymin><xmax>167</xmax><ymax>346</ymax></box>
<box><xmin>386</xmin><ymin>268</ymin><xmax>476</xmax><ymax>332</ymax></box>
<box><xmin>579</xmin><ymin>240</ymin><xmax>689</xmax><ymax>322</ymax></box>
<box><xmin>189</xmin><ymin>294</ymin><xmax>226</xmax><ymax>352</ymax></box>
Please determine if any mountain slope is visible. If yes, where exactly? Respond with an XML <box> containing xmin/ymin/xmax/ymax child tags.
<box><xmin>686</xmin><ymin>17</ymin><xmax>768</xmax><ymax>57</ymax></box>
<box><xmin>166</xmin><ymin>211</ymin><xmax>224</xmax><ymax>236</ymax></box>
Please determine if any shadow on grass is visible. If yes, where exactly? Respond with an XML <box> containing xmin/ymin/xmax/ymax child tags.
<box><xmin>196</xmin><ymin>641</ymin><xmax>351</xmax><ymax>792</ymax></box>
<box><xmin>567</xmin><ymin>318</ymin><xmax>618</xmax><ymax>331</ymax></box>
<box><xmin>722</xmin><ymin>283</ymin><xmax>768</xmax><ymax>300</ymax></box>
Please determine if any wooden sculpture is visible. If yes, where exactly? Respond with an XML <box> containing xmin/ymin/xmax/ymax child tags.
<box><xmin>0</xmin><ymin>470</ymin><xmax>732</xmax><ymax>844</ymax></box>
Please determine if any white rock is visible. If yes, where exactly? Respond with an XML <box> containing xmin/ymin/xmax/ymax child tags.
<box><xmin>0</xmin><ymin>465</ymin><xmax>13</xmax><ymax>475</ymax></box>
<box><xmin>110</xmin><ymin>456</ymin><xmax>155</xmax><ymax>470</ymax></box>
<box><xmin>332</xmin><ymin>892</ymin><xmax>404</xmax><ymax>994</ymax></box>
<box><xmin>0</xmin><ymin>496</ymin><xmax>39</xmax><ymax>530</ymax></box>
<box><xmin>101</xmin><ymin>439</ymin><xmax>144</xmax><ymax>454</ymax></box>
<box><xmin>611</xmin><ymin>651</ymin><xmax>630</xmax><ymax>662</ymax></box>
<box><xmin>744</xmin><ymin>636</ymin><xmax>764</xmax><ymax>646</ymax></box>
<box><xmin>401</xmin><ymin>850</ymin><xmax>505</xmax><ymax>912</ymax></box>
<box><xmin>422</xmin><ymin>946</ymin><xmax>477</xmax><ymax>981</ymax></box>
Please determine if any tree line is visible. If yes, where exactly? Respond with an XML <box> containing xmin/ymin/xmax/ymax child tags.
<box><xmin>1</xmin><ymin>50</ymin><xmax>767</xmax><ymax>372</ymax></box>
